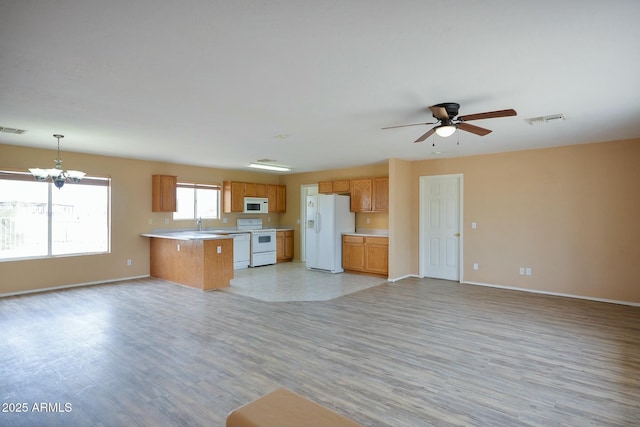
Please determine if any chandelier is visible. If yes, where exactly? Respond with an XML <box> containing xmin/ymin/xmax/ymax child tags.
<box><xmin>29</xmin><ymin>134</ymin><xmax>85</xmax><ymax>189</ymax></box>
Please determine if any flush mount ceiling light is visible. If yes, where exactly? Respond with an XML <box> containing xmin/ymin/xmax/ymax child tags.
<box><xmin>29</xmin><ymin>134</ymin><xmax>85</xmax><ymax>189</ymax></box>
<box><xmin>247</xmin><ymin>162</ymin><xmax>291</xmax><ymax>172</ymax></box>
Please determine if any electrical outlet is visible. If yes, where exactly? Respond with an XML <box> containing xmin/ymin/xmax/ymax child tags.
<box><xmin>217</xmin><ymin>246</ymin><xmax>222</xmax><ymax>254</ymax></box>
<box><xmin>471</xmin><ymin>222</ymin><xmax>477</xmax><ymax>229</ymax></box>
<box><xmin>148</xmin><ymin>218</ymin><xmax>153</xmax><ymax>225</ymax></box>
<box><xmin>525</xmin><ymin>268</ymin><xmax>532</xmax><ymax>276</ymax></box>
<box><xmin>177</xmin><ymin>244</ymin><xmax>180</xmax><ymax>252</ymax></box>
<box><xmin>366</xmin><ymin>217</ymin><xmax>371</xmax><ymax>224</ymax></box>
<box><xmin>223</xmin><ymin>217</ymin><xmax>228</xmax><ymax>223</ymax></box>
<box><xmin>164</xmin><ymin>218</ymin><xmax>170</xmax><ymax>225</ymax></box>
<box><xmin>519</xmin><ymin>267</ymin><xmax>525</xmax><ymax>275</ymax></box>
<box><xmin>127</xmin><ymin>259</ymin><xmax>132</xmax><ymax>266</ymax></box>
<box><xmin>473</xmin><ymin>263</ymin><xmax>479</xmax><ymax>270</ymax></box>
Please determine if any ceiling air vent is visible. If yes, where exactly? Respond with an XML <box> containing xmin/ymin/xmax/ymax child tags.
<box><xmin>525</xmin><ymin>114</ymin><xmax>566</xmax><ymax>125</ymax></box>
<box><xmin>0</xmin><ymin>126</ymin><xmax>28</xmax><ymax>134</ymax></box>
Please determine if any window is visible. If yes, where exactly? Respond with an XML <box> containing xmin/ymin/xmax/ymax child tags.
<box><xmin>173</xmin><ymin>182</ymin><xmax>220</xmax><ymax>220</ymax></box>
<box><xmin>0</xmin><ymin>171</ymin><xmax>110</xmax><ymax>261</ymax></box>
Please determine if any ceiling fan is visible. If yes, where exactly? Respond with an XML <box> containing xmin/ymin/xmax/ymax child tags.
<box><xmin>382</xmin><ymin>102</ymin><xmax>517</xmax><ymax>143</ymax></box>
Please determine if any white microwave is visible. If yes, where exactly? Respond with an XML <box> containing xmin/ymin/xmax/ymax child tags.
<box><xmin>244</xmin><ymin>197</ymin><xmax>269</xmax><ymax>214</ymax></box>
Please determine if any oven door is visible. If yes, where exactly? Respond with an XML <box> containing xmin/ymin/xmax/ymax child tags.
<box><xmin>251</xmin><ymin>232</ymin><xmax>276</xmax><ymax>253</ymax></box>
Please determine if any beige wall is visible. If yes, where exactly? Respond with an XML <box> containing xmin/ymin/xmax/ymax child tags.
<box><xmin>396</xmin><ymin>139</ymin><xmax>640</xmax><ymax>303</ymax></box>
<box><xmin>3</xmin><ymin>138</ymin><xmax>639</xmax><ymax>304</ymax></box>
<box><xmin>388</xmin><ymin>158</ymin><xmax>413</xmax><ymax>280</ymax></box>
<box><xmin>0</xmin><ymin>144</ymin><xmax>283</xmax><ymax>295</ymax></box>
<box><xmin>279</xmin><ymin>162</ymin><xmax>389</xmax><ymax>260</ymax></box>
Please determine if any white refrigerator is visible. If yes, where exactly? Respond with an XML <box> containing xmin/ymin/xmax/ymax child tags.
<box><xmin>305</xmin><ymin>194</ymin><xmax>355</xmax><ymax>273</ymax></box>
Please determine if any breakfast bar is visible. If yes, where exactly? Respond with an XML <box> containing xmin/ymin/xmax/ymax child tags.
<box><xmin>141</xmin><ymin>231</ymin><xmax>234</xmax><ymax>290</ymax></box>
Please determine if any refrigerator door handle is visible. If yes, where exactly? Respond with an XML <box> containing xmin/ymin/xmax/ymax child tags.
<box><xmin>315</xmin><ymin>212</ymin><xmax>321</xmax><ymax>233</ymax></box>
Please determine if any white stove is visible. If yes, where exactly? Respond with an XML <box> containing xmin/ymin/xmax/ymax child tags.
<box><xmin>236</xmin><ymin>219</ymin><xmax>277</xmax><ymax>267</ymax></box>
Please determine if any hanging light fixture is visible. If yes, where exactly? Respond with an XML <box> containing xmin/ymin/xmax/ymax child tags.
<box><xmin>29</xmin><ymin>134</ymin><xmax>85</xmax><ymax>189</ymax></box>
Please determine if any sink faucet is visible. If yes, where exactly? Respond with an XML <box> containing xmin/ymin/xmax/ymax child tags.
<box><xmin>196</xmin><ymin>217</ymin><xmax>203</xmax><ymax>231</ymax></box>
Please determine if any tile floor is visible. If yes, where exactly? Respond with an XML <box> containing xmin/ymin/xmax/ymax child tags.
<box><xmin>222</xmin><ymin>262</ymin><xmax>388</xmax><ymax>302</ymax></box>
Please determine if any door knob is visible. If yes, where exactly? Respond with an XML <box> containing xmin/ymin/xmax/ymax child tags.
<box><xmin>454</xmin><ymin>232</ymin><xmax>460</xmax><ymax>237</ymax></box>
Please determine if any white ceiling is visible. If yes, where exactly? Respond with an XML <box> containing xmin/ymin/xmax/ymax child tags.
<box><xmin>1</xmin><ymin>0</ymin><xmax>639</xmax><ymax>174</ymax></box>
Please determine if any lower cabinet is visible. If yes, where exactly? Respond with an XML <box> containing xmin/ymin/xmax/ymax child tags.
<box><xmin>276</xmin><ymin>230</ymin><xmax>294</xmax><ymax>262</ymax></box>
<box><xmin>342</xmin><ymin>235</ymin><xmax>388</xmax><ymax>276</ymax></box>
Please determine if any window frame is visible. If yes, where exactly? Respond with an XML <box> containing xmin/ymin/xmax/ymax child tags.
<box><xmin>0</xmin><ymin>170</ymin><xmax>111</xmax><ymax>262</ymax></box>
<box><xmin>173</xmin><ymin>182</ymin><xmax>221</xmax><ymax>221</ymax></box>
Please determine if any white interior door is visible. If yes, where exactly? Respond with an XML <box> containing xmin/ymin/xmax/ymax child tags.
<box><xmin>420</xmin><ymin>174</ymin><xmax>462</xmax><ymax>281</ymax></box>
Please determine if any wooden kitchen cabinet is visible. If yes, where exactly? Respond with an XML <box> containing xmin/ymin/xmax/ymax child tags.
<box><xmin>244</xmin><ymin>182</ymin><xmax>267</xmax><ymax>198</ymax></box>
<box><xmin>372</xmin><ymin>177</ymin><xmax>389</xmax><ymax>212</ymax></box>
<box><xmin>318</xmin><ymin>181</ymin><xmax>333</xmax><ymax>194</ymax></box>
<box><xmin>342</xmin><ymin>235</ymin><xmax>365</xmax><ymax>271</ymax></box>
<box><xmin>349</xmin><ymin>177</ymin><xmax>388</xmax><ymax>213</ymax></box>
<box><xmin>363</xmin><ymin>236</ymin><xmax>389</xmax><ymax>275</ymax></box>
<box><xmin>149</xmin><ymin>237</ymin><xmax>234</xmax><ymax>290</ymax></box>
<box><xmin>342</xmin><ymin>235</ymin><xmax>388</xmax><ymax>276</ymax></box>
<box><xmin>268</xmin><ymin>184</ymin><xmax>287</xmax><ymax>213</ymax></box>
<box><xmin>350</xmin><ymin>178</ymin><xmax>373</xmax><ymax>212</ymax></box>
<box><xmin>223</xmin><ymin>181</ymin><xmax>246</xmax><ymax>213</ymax></box>
<box><xmin>332</xmin><ymin>180</ymin><xmax>351</xmax><ymax>194</ymax></box>
<box><xmin>318</xmin><ymin>180</ymin><xmax>351</xmax><ymax>195</ymax></box>
<box><xmin>276</xmin><ymin>230</ymin><xmax>294</xmax><ymax>262</ymax></box>
<box><xmin>226</xmin><ymin>181</ymin><xmax>286</xmax><ymax>213</ymax></box>
<box><xmin>152</xmin><ymin>175</ymin><xmax>177</xmax><ymax>212</ymax></box>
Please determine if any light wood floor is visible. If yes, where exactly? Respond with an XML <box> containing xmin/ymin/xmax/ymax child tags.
<box><xmin>1</xmin><ymin>276</ymin><xmax>639</xmax><ymax>426</ymax></box>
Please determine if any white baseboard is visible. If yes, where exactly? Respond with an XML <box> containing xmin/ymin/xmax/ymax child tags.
<box><xmin>0</xmin><ymin>275</ymin><xmax>150</xmax><ymax>298</ymax></box>
<box><xmin>462</xmin><ymin>280</ymin><xmax>640</xmax><ymax>307</ymax></box>
<box><xmin>388</xmin><ymin>274</ymin><xmax>420</xmax><ymax>283</ymax></box>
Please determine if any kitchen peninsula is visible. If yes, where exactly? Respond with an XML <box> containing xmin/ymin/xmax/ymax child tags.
<box><xmin>141</xmin><ymin>231</ymin><xmax>234</xmax><ymax>290</ymax></box>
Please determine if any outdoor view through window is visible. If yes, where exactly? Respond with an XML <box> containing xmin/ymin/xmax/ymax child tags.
<box><xmin>0</xmin><ymin>172</ymin><xmax>110</xmax><ymax>260</ymax></box>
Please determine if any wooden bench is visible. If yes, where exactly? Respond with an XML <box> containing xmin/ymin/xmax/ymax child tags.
<box><xmin>226</xmin><ymin>388</ymin><xmax>362</xmax><ymax>427</ymax></box>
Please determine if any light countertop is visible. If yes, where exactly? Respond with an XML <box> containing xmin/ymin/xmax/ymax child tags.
<box><xmin>344</xmin><ymin>228</ymin><xmax>388</xmax><ymax>237</ymax></box>
<box><xmin>140</xmin><ymin>231</ymin><xmax>233</xmax><ymax>241</ymax></box>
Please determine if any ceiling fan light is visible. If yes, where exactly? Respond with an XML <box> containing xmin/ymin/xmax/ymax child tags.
<box><xmin>435</xmin><ymin>124</ymin><xmax>456</xmax><ymax>137</ymax></box>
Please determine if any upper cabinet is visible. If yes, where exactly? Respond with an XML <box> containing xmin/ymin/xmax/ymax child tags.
<box><xmin>223</xmin><ymin>181</ymin><xmax>286</xmax><ymax>213</ymax></box>
<box><xmin>245</xmin><ymin>182</ymin><xmax>267</xmax><ymax>198</ymax></box>
<box><xmin>350</xmin><ymin>179</ymin><xmax>373</xmax><ymax>212</ymax></box>
<box><xmin>372</xmin><ymin>177</ymin><xmax>389</xmax><ymax>212</ymax></box>
<box><xmin>152</xmin><ymin>175</ymin><xmax>177</xmax><ymax>212</ymax></box>
<box><xmin>267</xmin><ymin>184</ymin><xmax>286</xmax><ymax>213</ymax></box>
<box><xmin>319</xmin><ymin>176</ymin><xmax>388</xmax><ymax>213</ymax></box>
<box><xmin>319</xmin><ymin>180</ymin><xmax>350</xmax><ymax>195</ymax></box>
<box><xmin>223</xmin><ymin>181</ymin><xmax>244</xmax><ymax>213</ymax></box>
<box><xmin>350</xmin><ymin>177</ymin><xmax>388</xmax><ymax>213</ymax></box>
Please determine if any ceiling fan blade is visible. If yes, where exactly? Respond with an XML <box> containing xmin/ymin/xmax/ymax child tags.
<box><xmin>429</xmin><ymin>105</ymin><xmax>449</xmax><ymax>120</ymax></box>
<box><xmin>381</xmin><ymin>121</ymin><xmax>437</xmax><ymax>130</ymax></box>
<box><xmin>458</xmin><ymin>109</ymin><xmax>517</xmax><ymax>122</ymax></box>
<box><xmin>457</xmin><ymin>122</ymin><xmax>492</xmax><ymax>136</ymax></box>
<box><xmin>414</xmin><ymin>127</ymin><xmax>436</xmax><ymax>142</ymax></box>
